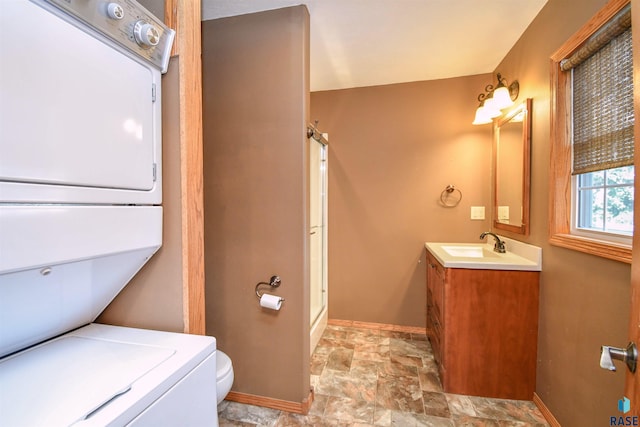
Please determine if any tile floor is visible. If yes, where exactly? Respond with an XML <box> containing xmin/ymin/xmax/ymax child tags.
<box><xmin>218</xmin><ymin>324</ymin><xmax>549</xmax><ymax>426</ymax></box>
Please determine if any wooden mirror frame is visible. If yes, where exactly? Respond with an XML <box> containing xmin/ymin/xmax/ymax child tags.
<box><xmin>493</xmin><ymin>98</ymin><xmax>532</xmax><ymax>235</ymax></box>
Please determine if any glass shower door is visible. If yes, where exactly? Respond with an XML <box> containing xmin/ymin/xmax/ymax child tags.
<box><xmin>310</xmin><ymin>138</ymin><xmax>327</xmax><ymax>326</ymax></box>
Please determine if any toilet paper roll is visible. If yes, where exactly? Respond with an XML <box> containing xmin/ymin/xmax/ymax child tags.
<box><xmin>260</xmin><ymin>293</ymin><xmax>283</xmax><ymax>310</ymax></box>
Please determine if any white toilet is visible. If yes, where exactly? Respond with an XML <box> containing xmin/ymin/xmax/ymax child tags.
<box><xmin>216</xmin><ymin>350</ymin><xmax>234</xmax><ymax>404</ymax></box>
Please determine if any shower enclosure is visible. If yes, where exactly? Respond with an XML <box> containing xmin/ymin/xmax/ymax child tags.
<box><xmin>308</xmin><ymin>125</ymin><xmax>328</xmax><ymax>353</ymax></box>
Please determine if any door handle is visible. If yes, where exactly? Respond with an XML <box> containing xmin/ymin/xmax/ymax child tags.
<box><xmin>600</xmin><ymin>342</ymin><xmax>637</xmax><ymax>373</ymax></box>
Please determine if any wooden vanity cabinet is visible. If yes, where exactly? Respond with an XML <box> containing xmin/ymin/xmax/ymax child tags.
<box><xmin>426</xmin><ymin>251</ymin><xmax>539</xmax><ymax>400</ymax></box>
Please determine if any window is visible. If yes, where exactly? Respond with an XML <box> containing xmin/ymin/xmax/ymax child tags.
<box><xmin>549</xmin><ymin>0</ymin><xmax>634</xmax><ymax>263</ymax></box>
<box><xmin>574</xmin><ymin>166</ymin><xmax>633</xmax><ymax>239</ymax></box>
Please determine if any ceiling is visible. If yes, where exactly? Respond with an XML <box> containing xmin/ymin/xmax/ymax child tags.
<box><xmin>201</xmin><ymin>0</ymin><xmax>548</xmax><ymax>92</ymax></box>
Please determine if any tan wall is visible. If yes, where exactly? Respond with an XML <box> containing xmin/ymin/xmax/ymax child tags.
<box><xmin>99</xmin><ymin>57</ymin><xmax>185</xmax><ymax>332</ymax></box>
<box><xmin>202</xmin><ymin>6</ymin><xmax>311</xmax><ymax>404</ymax></box>
<box><xmin>311</xmin><ymin>75</ymin><xmax>493</xmax><ymax>327</ymax></box>
<box><xmin>494</xmin><ymin>0</ymin><xmax>630</xmax><ymax>424</ymax></box>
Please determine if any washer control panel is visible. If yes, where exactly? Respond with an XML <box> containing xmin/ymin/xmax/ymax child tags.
<box><xmin>44</xmin><ymin>0</ymin><xmax>174</xmax><ymax>72</ymax></box>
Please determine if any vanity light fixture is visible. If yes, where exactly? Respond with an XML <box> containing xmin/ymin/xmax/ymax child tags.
<box><xmin>472</xmin><ymin>73</ymin><xmax>520</xmax><ymax>125</ymax></box>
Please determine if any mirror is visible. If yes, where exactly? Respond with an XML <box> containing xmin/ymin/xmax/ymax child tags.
<box><xmin>493</xmin><ymin>98</ymin><xmax>532</xmax><ymax>235</ymax></box>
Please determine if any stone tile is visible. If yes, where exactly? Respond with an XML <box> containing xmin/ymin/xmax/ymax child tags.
<box><xmin>496</xmin><ymin>421</ymin><xmax>548</xmax><ymax>427</ymax></box>
<box><xmin>218</xmin><ymin>402</ymin><xmax>281</xmax><ymax>426</ymax></box>
<box><xmin>275</xmin><ymin>412</ymin><xmax>351</xmax><ymax>426</ymax></box>
<box><xmin>445</xmin><ymin>394</ymin><xmax>476</xmax><ymax>417</ymax></box>
<box><xmin>314</xmin><ymin>345</ymin><xmax>334</xmax><ymax>357</ymax></box>
<box><xmin>220</xmin><ymin>325</ymin><xmax>548</xmax><ymax>427</ymax></box>
<box><xmin>418</xmin><ymin>367</ymin><xmax>443</xmax><ymax>392</ymax></box>
<box><xmin>218</xmin><ymin>400</ymin><xmax>231</xmax><ymax>413</ymax></box>
<box><xmin>506</xmin><ymin>401</ymin><xmax>548</xmax><ymax>425</ymax></box>
<box><xmin>467</xmin><ymin>396</ymin><xmax>513</xmax><ymax>420</ymax></box>
<box><xmin>379</xmin><ymin>359</ymin><xmax>419</xmax><ymax>378</ymax></box>
<box><xmin>451</xmin><ymin>416</ymin><xmax>501</xmax><ymax>426</ymax></box>
<box><xmin>324</xmin><ymin>396</ymin><xmax>376</xmax><ymax>424</ymax></box>
<box><xmin>348</xmin><ymin>328</ymin><xmax>381</xmax><ymax>344</ymax></box>
<box><xmin>326</xmin><ymin>348</ymin><xmax>354</xmax><ymax>371</ymax></box>
<box><xmin>373</xmin><ymin>407</ymin><xmax>392</xmax><ymax>426</ymax></box>
<box><xmin>376</xmin><ymin>374</ymin><xmax>424</xmax><ymax>414</ymax></box>
<box><xmin>421</xmin><ymin>353</ymin><xmax>438</xmax><ymax>370</ymax></box>
<box><xmin>311</xmin><ymin>352</ymin><xmax>328</xmax><ymax>375</ymax></box>
<box><xmin>468</xmin><ymin>397</ymin><xmax>548</xmax><ymax>425</ymax></box>
<box><xmin>311</xmin><ymin>374</ymin><xmax>321</xmax><ymax>391</ymax></box>
<box><xmin>354</xmin><ymin>340</ymin><xmax>390</xmax><ymax>363</ymax></box>
<box><xmin>380</xmin><ymin>330</ymin><xmax>413</xmax><ymax>339</ymax></box>
<box><xmin>219</xmin><ymin>419</ymin><xmax>256</xmax><ymax>427</ymax></box>
<box><xmin>415</xmin><ymin>414</ymin><xmax>457</xmax><ymax>427</ymax></box>
<box><xmin>323</xmin><ymin>326</ymin><xmax>350</xmax><ymax>338</ymax></box>
<box><xmin>351</xmin><ymin>363</ymin><xmax>381</xmax><ymax>380</ymax></box>
<box><xmin>308</xmin><ymin>393</ymin><xmax>330</xmax><ymax>417</ymax></box>
<box><xmin>355</xmin><ymin>341</ymin><xmax>389</xmax><ymax>353</ymax></box>
<box><xmin>351</xmin><ymin>358</ymin><xmax>383</xmax><ymax>372</ymax></box>
<box><xmin>389</xmin><ymin>411</ymin><xmax>423</xmax><ymax>426</ymax></box>
<box><xmin>375</xmin><ymin>411</ymin><xmax>455</xmax><ymax>427</ymax></box>
<box><xmin>390</xmin><ymin>352</ymin><xmax>424</xmax><ymax>367</ymax></box>
<box><xmin>318</xmin><ymin>336</ymin><xmax>357</xmax><ymax>350</ymax></box>
<box><xmin>389</xmin><ymin>338</ymin><xmax>430</xmax><ymax>358</ymax></box>
<box><xmin>315</xmin><ymin>369</ymin><xmax>377</xmax><ymax>402</ymax></box>
<box><xmin>423</xmin><ymin>391</ymin><xmax>450</xmax><ymax>418</ymax></box>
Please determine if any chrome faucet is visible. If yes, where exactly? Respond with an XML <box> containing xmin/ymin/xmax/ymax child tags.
<box><xmin>480</xmin><ymin>232</ymin><xmax>506</xmax><ymax>253</ymax></box>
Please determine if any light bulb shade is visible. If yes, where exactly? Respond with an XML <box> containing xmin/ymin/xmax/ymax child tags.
<box><xmin>482</xmin><ymin>98</ymin><xmax>501</xmax><ymax>118</ymax></box>
<box><xmin>472</xmin><ymin>106</ymin><xmax>493</xmax><ymax>125</ymax></box>
<box><xmin>492</xmin><ymin>86</ymin><xmax>514</xmax><ymax>110</ymax></box>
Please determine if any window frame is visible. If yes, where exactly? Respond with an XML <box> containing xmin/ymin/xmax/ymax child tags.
<box><xmin>572</xmin><ymin>169</ymin><xmax>633</xmax><ymax>243</ymax></box>
<box><xmin>549</xmin><ymin>0</ymin><xmax>632</xmax><ymax>264</ymax></box>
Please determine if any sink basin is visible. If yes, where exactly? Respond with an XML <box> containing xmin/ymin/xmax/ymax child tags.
<box><xmin>440</xmin><ymin>245</ymin><xmax>499</xmax><ymax>258</ymax></box>
<box><xmin>425</xmin><ymin>238</ymin><xmax>541</xmax><ymax>271</ymax></box>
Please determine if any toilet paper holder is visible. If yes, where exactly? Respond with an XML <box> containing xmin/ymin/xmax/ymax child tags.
<box><xmin>255</xmin><ymin>275</ymin><xmax>284</xmax><ymax>300</ymax></box>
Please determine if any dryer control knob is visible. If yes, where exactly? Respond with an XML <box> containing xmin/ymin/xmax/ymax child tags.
<box><xmin>133</xmin><ymin>21</ymin><xmax>160</xmax><ymax>48</ymax></box>
<box><xmin>106</xmin><ymin>3</ymin><xmax>124</xmax><ymax>20</ymax></box>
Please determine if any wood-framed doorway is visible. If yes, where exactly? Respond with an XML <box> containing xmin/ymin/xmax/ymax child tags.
<box><xmin>163</xmin><ymin>0</ymin><xmax>206</xmax><ymax>335</ymax></box>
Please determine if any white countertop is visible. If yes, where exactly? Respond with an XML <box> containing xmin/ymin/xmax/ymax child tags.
<box><xmin>425</xmin><ymin>236</ymin><xmax>542</xmax><ymax>271</ymax></box>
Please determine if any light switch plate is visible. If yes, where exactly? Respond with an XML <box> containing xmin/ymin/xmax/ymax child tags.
<box><xmin>498</xmin><ymin>206</ymin><xmax>510</xmax><ymax>221</ymax></box>
<box><xmin>470</xmin><ymin>206</ymin><xmax>485</xmax><ymax>220</ymax></box>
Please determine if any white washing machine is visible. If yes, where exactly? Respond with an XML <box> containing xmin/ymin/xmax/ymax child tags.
<box><xmin>0</xmin><ymin>1</ymin><xmax>218</xmax><ymax>425</ymax></box>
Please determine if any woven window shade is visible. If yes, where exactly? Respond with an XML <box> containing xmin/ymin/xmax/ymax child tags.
<box><xmin>560</xmin><ymin>5</ymin><xmax>631</xmax><ymax>72</ymax></box>
<box><xmin>571</xmin><ymin>26</ymin><xmax>634</xmax><ymax>175</ymax></box>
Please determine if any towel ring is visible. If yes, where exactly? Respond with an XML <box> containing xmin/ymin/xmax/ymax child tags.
<box><xmin>440</xmin><ymin>185</ymin><xmax>462</xmax><ymax>207</ymax></box>
<box><xmin>255</xmin><ymin>275</ymin><xmax>283</xmax><ymax>300</ymax></box>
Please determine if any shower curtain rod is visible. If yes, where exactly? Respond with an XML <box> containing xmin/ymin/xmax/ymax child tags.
<box><xmin>306</xmin><ymin>123</ymin><xmax>328</xmax><ymax>145</ymax></box>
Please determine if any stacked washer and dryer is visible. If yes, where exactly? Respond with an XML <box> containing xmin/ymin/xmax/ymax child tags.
<box><xmin>0</xmin><ymin>0</ymin><xmax>226</xmax><ymax>425</ymax></box>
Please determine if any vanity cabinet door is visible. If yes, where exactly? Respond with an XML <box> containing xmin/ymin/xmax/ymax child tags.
<box><xmin>443</xmin><ymin>266</ymin><xmax>539</xmax><ymax>400</ymax></box>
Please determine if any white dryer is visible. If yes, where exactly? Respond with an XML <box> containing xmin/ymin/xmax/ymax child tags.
<box><xmin>0</xmin><ymin>1</ymin><xmax>218</xmax><ymax>425</ymax></box>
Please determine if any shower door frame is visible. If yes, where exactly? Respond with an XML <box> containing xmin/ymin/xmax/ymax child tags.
<box><xmin>309</xmin><ymin>130</ymin><xmax>328</xmax><ymax>353</ymax></box>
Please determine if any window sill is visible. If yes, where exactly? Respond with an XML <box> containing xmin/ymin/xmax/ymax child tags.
<box><xmin>549</xmin><ymin>233</ymin><xmax>631</xmax><ymax>264</ymax></box>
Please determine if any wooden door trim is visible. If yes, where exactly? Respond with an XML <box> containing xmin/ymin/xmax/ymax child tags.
<box><xmin>626</xmin><ymin>0</ymin><xmax>640</xmax><ymax>411</ymax></box>
<box><xmin>164</xmin><ymin>0</ymin><xmax>206</xmax><ymax>335</ymax></box>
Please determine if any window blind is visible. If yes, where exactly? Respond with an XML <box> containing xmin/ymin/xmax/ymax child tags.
<box><xmin>560</xmin><ymin>5</ymin><xmax>630</xmax><ymax>72</ymax></box>
<box><xmin>569</xmin><ymin>7</ymin><xmax>634</xmax><ymax>175</ymax></box>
